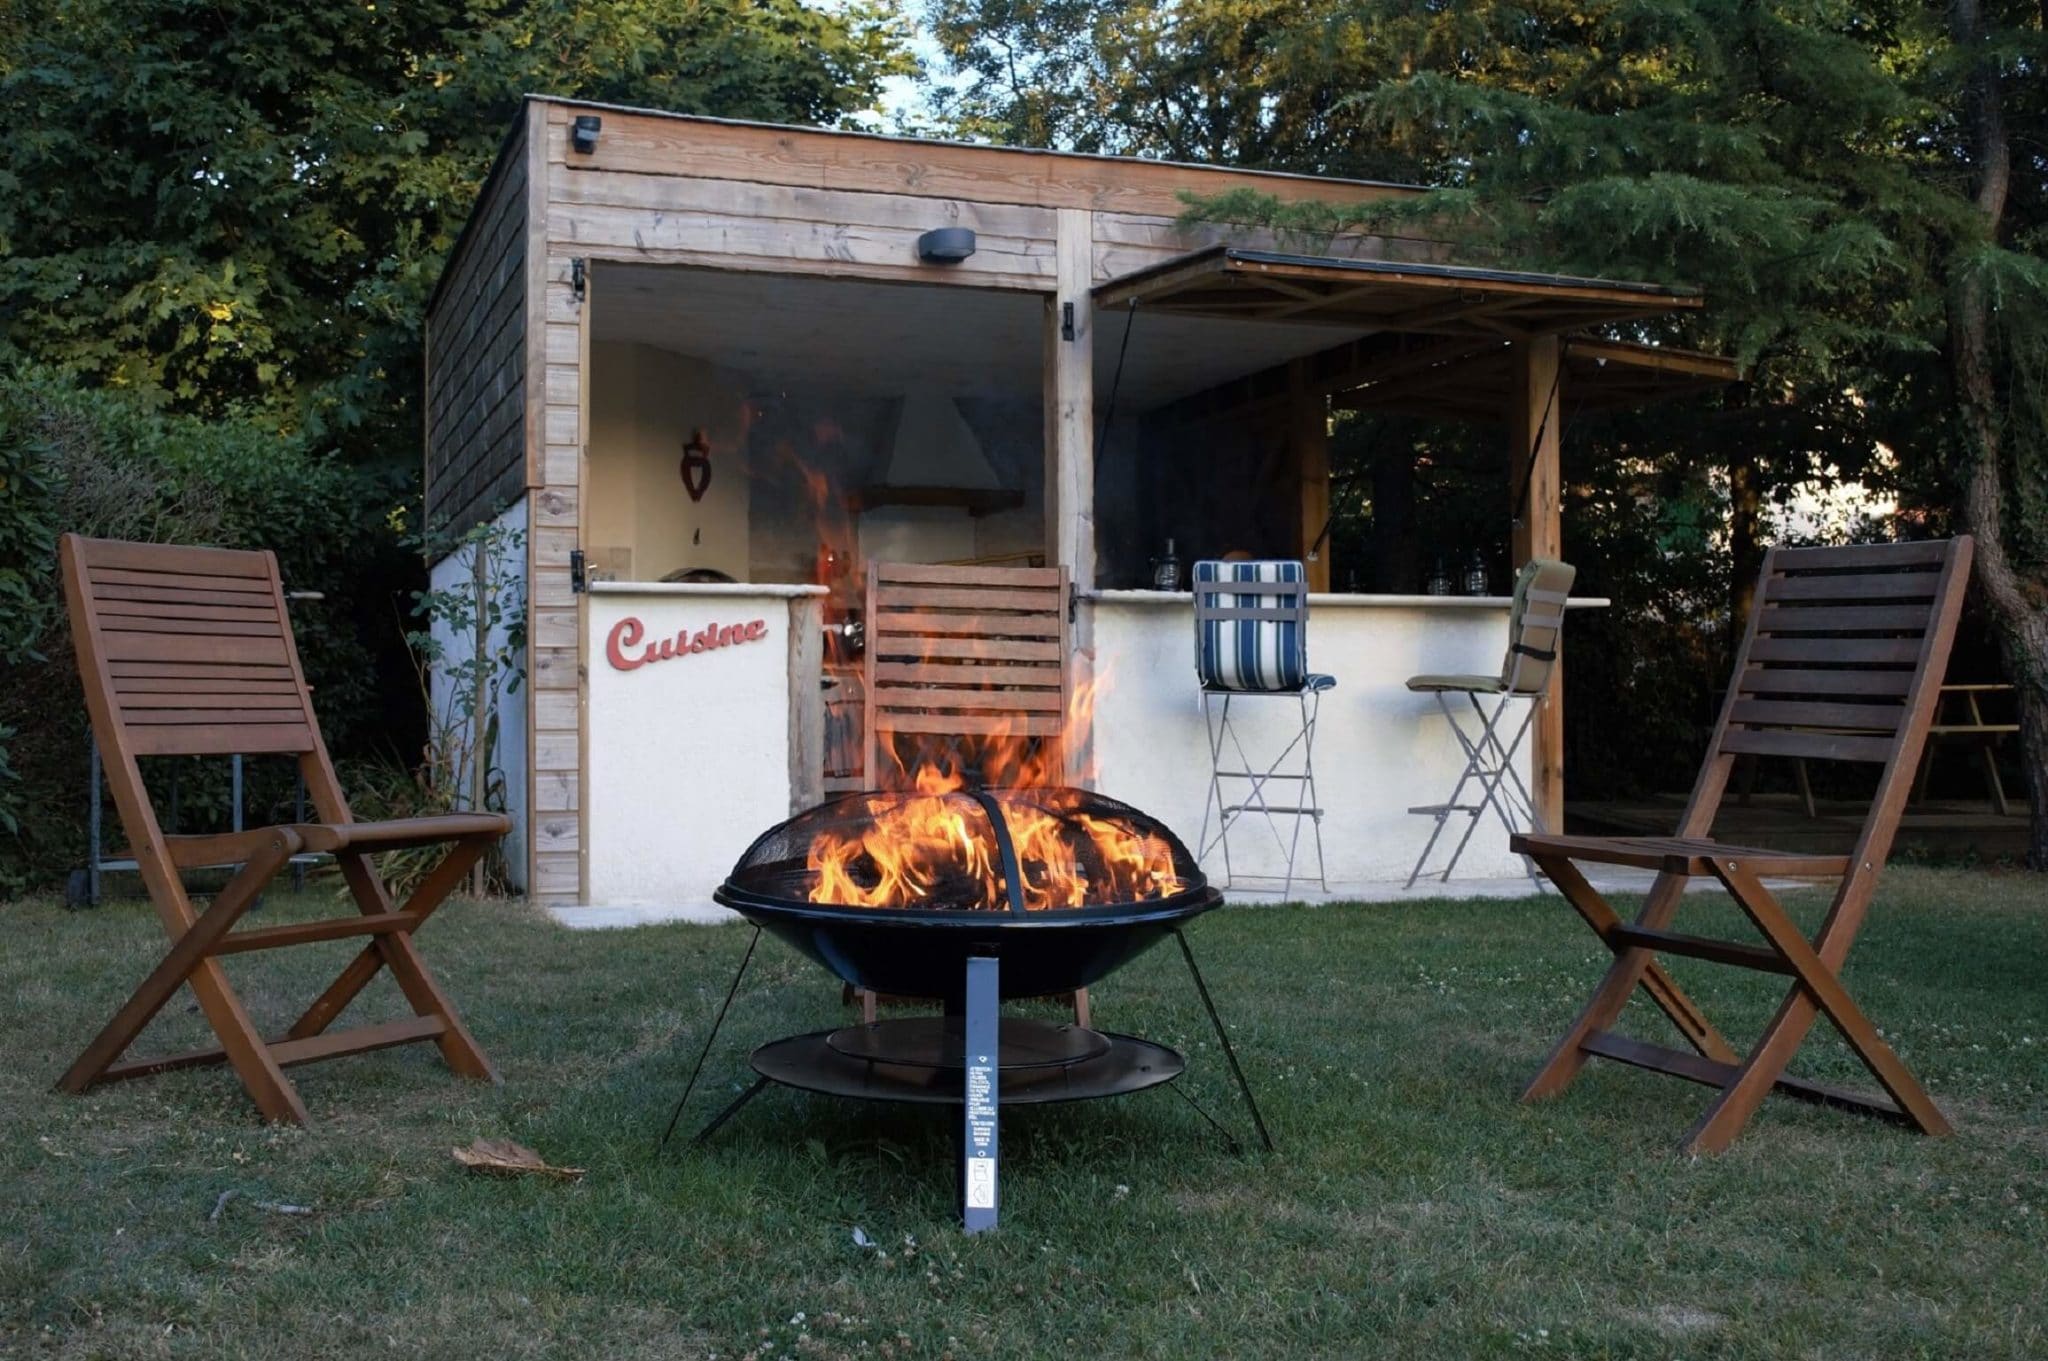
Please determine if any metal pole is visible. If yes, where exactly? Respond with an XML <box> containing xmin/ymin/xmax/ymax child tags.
<box><xmin>659</xmin><ymin>926</ymin><xmax>762</xmax><ymax>1149</ymax></box>
<box><xmin>962</xmin><ymin>954</ymin><xmax>1000</xmax><ymax>1233</ymax></box>
<box><xmin>1174</xmin><ymin>928</ymin><xmax>1274</xmax><ymax>1152</ymax></box>
<box><xmin>86</xmin><ymin>731</ymin><xmax>102</xmax><ymax>907</ymax></box>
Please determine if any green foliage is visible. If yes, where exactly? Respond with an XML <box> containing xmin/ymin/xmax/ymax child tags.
<box><xmin>932</xmin><ymin>0</ymin><xmax>2046</xmax><ymax>800</ymax></box>
<box><xmin>0</xmin><ymin>370</ymin><xmax>406</xmax><ymax>891</ymax></box>
<box><xmin>0</xmin><ymin>0</ymin><xmax>913</xmax><ymax>465</ymax></box>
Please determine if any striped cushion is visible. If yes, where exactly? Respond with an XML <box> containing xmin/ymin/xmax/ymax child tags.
<box><xmin>1193</xmin><ymin>560</ymin><xmax>1312</xmax><ymax>692</ymax></box>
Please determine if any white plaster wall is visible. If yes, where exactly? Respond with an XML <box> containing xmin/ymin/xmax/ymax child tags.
<box><xmin>427</xmin><ymin>497</ymin><xmax>530</xmax><ymax>890</ymax></box>
<box><xmin>1088</xmin><ymin>594</ymin><xmax>1538</xmax><ymax>887</ymax></box>
<box><xmin>586</xmin><ymin>342</ymin><xmax>752</xmax><ymax>582</ymax></box>
<box><xmin>585</xmin><ymin>585</ymin><xmax>812</xmax><ymax>914</ymax></box>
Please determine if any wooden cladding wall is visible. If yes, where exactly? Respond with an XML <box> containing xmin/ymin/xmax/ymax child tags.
<box><xmin>425</xmin><ymin>125</ymin><xmax>529</xmax><ymax>537</ymax></box>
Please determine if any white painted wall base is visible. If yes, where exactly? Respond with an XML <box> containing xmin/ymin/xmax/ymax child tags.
<box><xmin>1088</xmin><ymin>592</ymin><xmax>1574</xmax><ymax>886</ymax></box>
<box><xmin>584</xmin><ymin>581</ymin><xmax>825</xmax><ymax>913</ymax></box>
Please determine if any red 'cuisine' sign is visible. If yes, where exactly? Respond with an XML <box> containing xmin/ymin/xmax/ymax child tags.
<box><xmin>606</xmin><ymin>615</ymin><xmax>768</xmax><ymax>672</ymax></box>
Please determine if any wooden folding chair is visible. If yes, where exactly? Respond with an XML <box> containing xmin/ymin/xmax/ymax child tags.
<box><xmin>856</xmin><ymin>560</ymin><xmax>1087</xmax><ymax>1024</ymax></box>
<box><xmin>1513</xmin><ymin>537</ymin><xmax>1973</xmax><ymax>1154</ymax></box>
<box><xmin>56</xmin><ymin>534</ymin><xmax>507</xmax><ymax>1126</ymax></box>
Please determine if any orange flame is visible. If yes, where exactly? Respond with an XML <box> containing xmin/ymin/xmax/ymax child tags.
<box><xmin>807</xmin><ymin>664</ymin><xmax>1185</xmax><ymax>910</ymax></box>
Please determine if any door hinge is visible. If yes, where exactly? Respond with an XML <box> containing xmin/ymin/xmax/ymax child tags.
<box><xmin>571</xmin><ymin>257</ymin><xmax>587</xmax><ymax>303</ymax></box>
<box><xmin>570</xmin><ymin>548</ymin><xmax>587</xmax><ymax>594</ymax></box>
<box><xmin>1061</xmin><ymin>302</ymin><xmax>1075</xmax><ymax>342</ymax></box>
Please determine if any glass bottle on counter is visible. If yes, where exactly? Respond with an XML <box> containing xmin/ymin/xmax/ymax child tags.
<box><xmin>1426</xmin><ymin>557</ymin><xmax>1453</xmax><ymax>596</ymax></box>
<box><xmin>1151</xmin><ymin>538</ymin><xmax>1181</xmax><ymax>591</ymax></box>
<box><xmin>1462</xmin><ymin>550</ymin><xmax>1489</xmax><ymax>596</ymax></box>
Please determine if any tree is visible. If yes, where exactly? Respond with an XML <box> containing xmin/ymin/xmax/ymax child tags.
<box><xmin>931</xmin><ymin>0</ymin><xmax>2048</xmax><ymax>854</ymax></box>
<box><xmin>0</xmin><ymin>0</ymin><xmax>913</xmax><ymax>466</ymax></box>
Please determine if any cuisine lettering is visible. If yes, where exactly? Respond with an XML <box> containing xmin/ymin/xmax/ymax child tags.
<box><xmin>605</xmin><ymin>615</ymin><xmax>768</xmax><ymax>671</ymax></box>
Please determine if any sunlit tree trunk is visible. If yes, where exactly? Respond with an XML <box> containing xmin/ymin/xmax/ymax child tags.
<box><xmin>1947</xmin><ymin>0</ymin><xmax>2048</xmax><ymax>865</ymax></box>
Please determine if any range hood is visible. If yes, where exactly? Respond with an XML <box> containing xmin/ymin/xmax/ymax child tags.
<box><xmin>849</xmin><ymin>388</ymin><xmax>1023</xmax><ymax>518</ymax></box>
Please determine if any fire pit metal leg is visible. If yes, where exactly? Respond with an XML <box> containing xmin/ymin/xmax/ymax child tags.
<box><xmin>659</xmin><ymin>925</ymin><xmax>763</xmax><ymax>1150</ymax></box>
<box><xmin>961</xmin><ymin>954</ymin><xmax>1000</xmax><ymax>1234</ymax></box>
<box><xmin>1174</xmin><ymin>928</ymin><xmax>1275</xmax><ymax>1152</ymax></box>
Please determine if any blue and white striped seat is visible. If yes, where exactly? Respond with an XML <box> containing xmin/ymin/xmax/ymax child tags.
<box><xmin>1192</xmin><ymin>560</ymin><xmax>1335</xmax><ymax>695</ymax></box>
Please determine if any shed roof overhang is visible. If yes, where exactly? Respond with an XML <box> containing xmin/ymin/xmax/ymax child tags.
<box><xmin>1093</xmin><ymin>247</ymin><xmax>1705</xmax><ymax>340</ymax></box>
<box><xmin>1332</xmin><ymin>336</ymin><xmax>1741</xmax><ymax>423</ymax></box>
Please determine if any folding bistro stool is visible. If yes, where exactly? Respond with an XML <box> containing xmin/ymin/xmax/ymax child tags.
<box><xmin>1404</xmin><ymin>558</ymin><xmax>1575</xmax><ymax>887</ymax></box>
<box><xmin>56</xmin><ymin>534</ymin><xmax>506</xmax><ymax>1126</ymax></box>
<box><xmin>1513</xmin><ymin>537</ymin><xmax>1972</xmax><ymax>1154</ymax></box>
<box><xmin>1193</xmin><ymin>560</ymin><xmax>1333</xmax><ymax>898</ymax></box>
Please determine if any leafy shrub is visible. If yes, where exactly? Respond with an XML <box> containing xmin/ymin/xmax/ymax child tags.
<box><xmin>0</xmin><ymin>369</ymin><xmax>413</xmax><ymax>893</ymax></box>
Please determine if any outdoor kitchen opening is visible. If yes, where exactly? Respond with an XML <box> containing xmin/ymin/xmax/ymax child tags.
<box><xmin>584</xmin><ymin>263</ymin><xmax>1051</xmax><ymax>794</ymax></box>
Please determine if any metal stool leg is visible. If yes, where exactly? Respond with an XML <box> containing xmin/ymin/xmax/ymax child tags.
<box><xmin>1200</xmin><ymin>687</ymin><xmax>1325</xmax><ymax>897</ymax></box>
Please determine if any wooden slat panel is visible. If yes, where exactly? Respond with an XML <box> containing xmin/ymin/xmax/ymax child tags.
<box><xmin>1756</xmin><ymin>604</ymin><xmax>1934</xmax><ymax>633</ymax></box>
<box><xmin>874</xmin><ymin>585</ymin><xmax>1062</xmax><ymax>612</ymax></box>
<box><xmin>1739</xmin><ymin>667</ymin><xmax>1915</xmax><ymax>696</ymax></box>
<box><xmin>1607</xmin><ymin>924</ymin><xmax>1796</xmax><ymax>974</ymax></box>
<box><xmin>127</xmin><ymin>723</ymin><xmax>314</xmax><ymax>756</ymax></box>
<box><xmin>101</xmin><ymin>633</ymin><xmax>289</xmax><ymax>665</ymax></box>
<box><xmin>79</xmin><ymin>541</ymin><xmax>270</xmax><ymax>579</ymax></box>
<box><xmin>210</xmin><ymin>911</ymin><xmax>423</xmax><ymax>957</ymax></box>
<box><xmin>117</xmin><ymin>693</ymin><xmax>304</xmax><ymax>712</ymax></box>
<box><xmin>1719</xmin><ymin>728</ymin><xmax>1896</xmax><ymax>763</ymax></box>
<box><xmin>872</xmin><ymin>662</ymin><xmax>1063</xmax><ymax>688</ymax></box>
<box><xmin>107</xmin><ymin>660</ymin><xmax>298</xmax><ymax>681</ymax></box>
<box><xmin>91</xmin><ymin>575</ymin><xmax>273</xmax><ymax>600</ymax></box>
<box><xmin>1746</xmin><ymin>637</ymin><xmax>1923</xmax><ymax>664</ymax></box>
<box><xmin>1771</xmin><ymin>542</ymin><xmax>1949</xmax><ymax>569</ymax></box>
<box><xmin>1729</xmin><ymin>699</ymin><xmax>1904</xmax><ymax>731</ymax></box>
<box><xmin>872</xmin><ymin>611</ymin><xmax>1063</xmax><ymax>639</ymax></box>
<box><xmin>885</xmin><ymin>637</ymin><xmax>1064</xmax><ymax>663</ymax></box>
<box><xmin>875</xmin><ymin>712</ymin><xmax>1064</xmax><ymax>737</ymax></box>
<box><xmin>123</xmin><ymin>705</ymin><xmax>313</xmax><ymax>725</ymax></box>
<box><xmin>94</xmin><ymin>599</ymin><xmax>281</xmax><ymax>624</ymax></box>
<box><xmin>96</xmin><ymin>616</ymin><xmax>283</xmax><ymax>639</ymax></box>
<box><xmin>267</xmin><ymin>1016</ymin><xmax>446</xmax><ymax>1068</ymax></box>
<box><xmin>874</xmin><ymin>561</ymin><xmax>1064</xmax><ymax>588</ymax></box>
<box><xmin>1766</xmin><ymin>572</ymin><xmax>1940</xmax><ymax>602</ymax></box>
<box><xmin>114</xmin><ymin>676</ymin><xmax>302</xmax><ymax>696</ymax></box>
<box><xmin>873</xmin><ymin>688</ymin><xmax>1066</xmax><ymax>712</ymax></box>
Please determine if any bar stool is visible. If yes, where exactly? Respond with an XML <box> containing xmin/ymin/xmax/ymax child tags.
<box><xmin>1404</xmin><ymin>558</ymin><xmax>1575</xmax><ymax>887</ymax></box>
<box><xmin>1193</xmin><ymin>560</ymin><xmax>1333</xmax><ymax>898</ymax></box>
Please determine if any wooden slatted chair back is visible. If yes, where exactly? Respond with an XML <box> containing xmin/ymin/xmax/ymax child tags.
<box><xmin>59</xmin><ymin>533</ymin><xmax>348</xmax><ymax>888</ymax></box>
<box><xmin>863</xmin><ymin>561</ymin><xmax>1071</xmax><ymax>789</ymax></box>
<box><xmin>1684</xmin><ymin>538</ymin><xmax>1973</xmax><ymax>872</ymax></box>
<box><xmin>63</xmin><ymin>535</ymin><xmax>323</xmax><ymax>760</ymax></box>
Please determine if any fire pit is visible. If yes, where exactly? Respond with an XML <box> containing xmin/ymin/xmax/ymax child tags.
<box><xmin>662</xmin><ymin>779</ymin><xmax>1268</xmax><ymax>1232</ymax></box>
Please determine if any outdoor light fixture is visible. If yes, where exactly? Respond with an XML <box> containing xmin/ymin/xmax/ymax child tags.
<box><xmin>571</xmin><ymin>115</ymin><xmax>602</xmax><ymax>154</ymax></box>
<box><xmin>916</xmin><ymin>227</ymin><xmax>976</xmax><ymax>263</ymax></box>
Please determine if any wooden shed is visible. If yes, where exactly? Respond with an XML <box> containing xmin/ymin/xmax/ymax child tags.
<box><xmin>423</xmin><ymin>95</ymin><xmax>1725</xmax><ymax>914</ymax></box>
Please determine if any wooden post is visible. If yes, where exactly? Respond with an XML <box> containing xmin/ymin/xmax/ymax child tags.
<box><xmin>1291</xmin><ymin>359</ymin><xmax>1331</xmax><ymax>592</ymax></box>
<box><xmin>1510</xmin><ymin>335</ymin><xmax>1564</xmax><ymax>829</ymax></box>
<box><xmin>1044</xmin><ymin>209</ymin><xmax>1095</xmax><ymax>590</ymax></box>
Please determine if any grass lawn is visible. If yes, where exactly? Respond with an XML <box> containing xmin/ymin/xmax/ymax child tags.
<box><xmin>2</xmin><ymin>867</ymin><xmax>2045</xmax><ymax>1359</ymax></box>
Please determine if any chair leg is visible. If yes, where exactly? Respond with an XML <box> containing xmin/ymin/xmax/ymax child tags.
<box><xmin>1686</xmin><ymin>862</ymin><xmax>1951</xmax><ymax>1151</ymax></box>
<box><xmin>58</xmin><ymin>835</ymin><xmax>310</xmax><ymax>1125</ymax></box>
<box><xmin>1522</xmin><ymin>857</ymin><xmax>1738</xmax><ymax>1103</ymax></box>
<box><xmin>295</xmin><ymin>840</ymin><xmax>498</xmax><ymax>1083</ymax></box>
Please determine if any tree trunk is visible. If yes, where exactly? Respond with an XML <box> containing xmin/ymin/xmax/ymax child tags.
<box><xmin>1947</xmin><ymin>0</ymin><xmax>2048</xmax><ymax>864</ymax></box>
<box><xmin>1728</xmin><ymin>441</ymin><xmax>1763</xmax><ymax>632</ymax></box>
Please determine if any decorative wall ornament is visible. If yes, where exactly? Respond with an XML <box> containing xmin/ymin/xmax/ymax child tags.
<box><xmin>680</xmin><ymin>427</ymin><xmax>713</xmax><ymax>502</ymax></box>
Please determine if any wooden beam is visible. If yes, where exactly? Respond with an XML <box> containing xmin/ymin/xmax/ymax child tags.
<box><xmin>1511</xmin><ymin>336</ymin><xmax>1564</xmax><ymax>829</ymax></box>
<box><xmin>1291</xmin><ymin>359</ymin><xmax>1332</xmax><ymax>592</ymax></box>
<box><xmin>1045</xmin><ymin>209</ymin><xmax>1096</xmax><ymax>590</ymax></box>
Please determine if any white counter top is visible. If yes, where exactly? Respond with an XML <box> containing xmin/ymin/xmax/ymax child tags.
<box><xmin>587</xmin><ymin>580</ymin><xmax>828</xmax><ymax>599</ymax></box>
<box><xmin>1087</xmin><ymin>589</ymin><xmax>1611</xmax><ymax>610</ymax></box>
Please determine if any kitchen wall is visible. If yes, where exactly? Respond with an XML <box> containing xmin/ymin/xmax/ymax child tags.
<box><xmin>586</xmin><ymin>342</ymin><xmax>752</xmax><ymax>582</ymax></box>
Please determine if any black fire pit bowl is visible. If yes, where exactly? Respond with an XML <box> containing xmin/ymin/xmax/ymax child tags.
<box><xmin>712</xmin><ymin>786</ymin><xmax>1221</xmax><ymax>1002</ymax></box>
